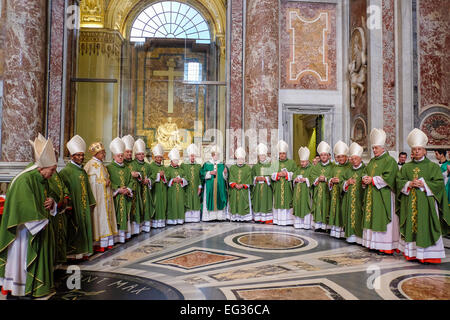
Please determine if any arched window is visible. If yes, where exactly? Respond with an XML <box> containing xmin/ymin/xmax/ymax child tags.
<box><xmin>130</xmin><ymin>1</ymin><xmax>211</xmax><ymax>44</ymax></box>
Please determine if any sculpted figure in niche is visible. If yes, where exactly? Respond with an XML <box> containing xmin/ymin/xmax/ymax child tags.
<box><xmin>348</xmin><ymin>24</ymin><xmax>367</xmax><ymax>109</ymax></box>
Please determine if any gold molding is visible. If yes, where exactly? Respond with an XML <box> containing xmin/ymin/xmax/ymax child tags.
<box><xmin>105</xmin><ymin>0</ymin><xmax>226</xmax><ymax>41</ymax></box>
<box><xmin>79</xmin><ymin>28</ymin><xmax>124</xmax><ymax>58</ymax></box>
<box><xmin>80</xmin><ymin>0</ymin><xmax>106</xmax><ymax>28</ymax></box>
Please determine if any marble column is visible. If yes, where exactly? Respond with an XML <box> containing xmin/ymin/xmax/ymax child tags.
<box><xmin>1</xmin><ymin>0</ymin><xmax>47</xmax><ymax>162</ymax></box>
<box><xmin>244</xmin><ymin>0</ymin><xmax>279</xmax><ymax>155</ymax></box>
<box><xmin>47</xmin><ymin>0</ymin><xmax>66</xmax><ymax>157</ymax></box>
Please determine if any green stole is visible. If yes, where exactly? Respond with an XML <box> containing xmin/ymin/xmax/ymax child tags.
<box><xmin>328</xmin><ymin>161</ymin><xmax>352</xmax><ymax>228</ymax></box>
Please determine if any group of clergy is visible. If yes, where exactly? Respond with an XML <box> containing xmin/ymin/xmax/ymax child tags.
<box><xmin>0</xmin><ymin>126</ymin><xmax>448</xmax><ymax>299</ymax></box>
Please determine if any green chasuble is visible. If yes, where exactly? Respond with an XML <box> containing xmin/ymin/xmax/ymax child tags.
<box><xmin>362</xmin><ymin>152</ymin><xmax>399</xmax><ymax>232</ymax></box>
<box><xmin>310</xmin><ymin>161</ymin><xmax>334</xmax><ymax>225</ymax></box>
<box><xmin>272</xmin><ymin>159</ymin><xmax>297</xmax><ymax>209</ymax></box>
<box><xmin>397</xmin><ymin>157</ymin><xmax>450</xmax><ymax>248</ymax></box>
<box><xmin>439</xmin><ymin>160</ymin><xmax>450</xmax><ymax>207</ymax></box>
<box><xmin>181</xmin><ymin>163</ymin><xmax>202</xmax><ymax>212</ymax></box>
<box><xmin>342</xmin><ymin>163</ymin><xmax>366</xmax><ymax>238</ymax></box>
<box><xmin>165</xmin><ymin>164</ymin><xmax>187</xmax><ymax>222</ymax></box>
<box><xmin>200</xmin><ymin>161</ymin><xmax>228</xmax><ymax>211</ymax></box>
<box><xmin>293</xmin><ymin>164</ymin><xmax>312</xmax><ymax>218</ymax></box>
<box><xmin>48</xmin><ymin>171</ymin><xmax>69</xmax><ymax>264</ymax></box>
<box><xmin>131</xmin><ymin>160</ymin><xmax>153</xmax><ymax>223</ymax></box>
<box><xmin>149</xmin><ymin>162</ymin><xmax>168</xmax><ymax>221</ymax></box>
<box><xmin>60</xmin><ymin>162</ymin><xmax>96</xmax><ymax>257</ymax></box>
<box><xmin>228</xmin><ymin>164</ymin><xmax>252</xmax><ymax>215</ymax></box>
<box><xmin>106</xmin><ymin>162</ymin><xmax>133</xmax><ymax>231</ymax></box>
<box><xmin>0</xmin><ymin>169</ymin><xmax>56</xmax><ymax>297</ymax></box>
<box><xmin>328</xmin><ymin>161</ymin><xmax>352</xmax><ymax>229</ymax></box>
<box><xmin>251</xmin><ymin>161</ymin><xmax>274</xmax><ymax>214</ymax></box>
<box><xmin>124</xmin><ymin>159</ymin><xmax>143</xmax><ymax>226</ymax></box>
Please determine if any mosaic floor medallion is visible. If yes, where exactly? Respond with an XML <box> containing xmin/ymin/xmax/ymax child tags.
<box><xmin>51</xmin><ymin>270</ymin><xmax>184</xmax><ymax>300</ymax></box>
<box><xmin>224</xmin><ymin>232</ymin><xmax>317</xmax><ymax>253</ymax></box>
<box><xmin>374</xmin><ymin>269</ymin><xmax>450</xmax><ymax>300</ymax></box>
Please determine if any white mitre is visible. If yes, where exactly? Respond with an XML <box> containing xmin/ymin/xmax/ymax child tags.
<box><xmin>277</xmin><ymin>140</ymin><xmax>289</xmax><ymax>153</ymax></box>
<box><xmin>370</xmin><ymin>128</ymin><xmax>386</xmax><ymax>147</ymax></box>
<box><xmin>110</xmin><ymin>137</ymin><xmax>125</xmax><ymax>155</ymax></box>
<box><xmin>152</xmin><ymin>144</ymin><xmax>164</xmax><ymax>157</ymax></box>
<box><xmin>407</xmin><ymin>128</ymin><xmax>428</xmax><ymax>148</ymax></box>
<box><xmin>235</xmin><ymin>147</ymin><xmax>246</xmax><ymax>160</ymax></box>
<box><xmin>186</xmin><ymin>143</ymin><xmax>199</xmax><ymax>156</ymax></box>
<box><xmin>298</xmin><ymin>147</ymin><xmax>310</xmax><ymax>161</ymax></box>
<box><xmin>349</xmin><ymin>142</ymin><xmax>364</xmax><ymax>157</ymax></box>
<box><xmin>168</xmin><ymin>148</ymin><xmax>180</xmax><ymax>161</ymax></box>
<box><xmin>67</xmin><ymin>135</ymin><xmax>86</xmax><ymax>155</ymax></box>
<box><xmin>121</xmin><ymin>135</ymin><xmax>135</xmax><ymax>151</ymax></box>
<box><xmin>317</xmin><ymin>141</ymin><xmax>331</xmax><ymax>154</ymax></box>
<box><xmin>333</xmin><ymin>140</ymin><xmax>349</xmax><ymax>156</ymax></box>
<box><xmin>256</xmin><ymin>143</ymin><xmax>268</xmax><ymax>156</ymax></box>
<box><xmin>29</xmin><ymin>133</ymin><xmax>47</xmax><ymax>161</ymax></box>
<box><xmin>133</xmin><ymin>139</ymin><xmax>147</xmax><ymax>154</ymax></box>
<box><xmin>34</xmin><ymin>136</ymin><xmax>57</xmax><ymax>168</ymax></box>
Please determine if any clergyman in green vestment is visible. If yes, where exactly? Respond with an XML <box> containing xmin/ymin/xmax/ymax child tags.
<box><xmin>328</xmin><ymin>140</ymin><xmax>352</xmax><ymax>239</ymax></box>
<box><xmin>182</xmin><ymin>144</ymin><xmax>202</xmax><ymax>223</ymax></box>
<box><xmin>228</xmin><ymin>147</ymin><xmax>253</xmax><ymax>222</ymax></box>
<box><xmin>271</xmin><ymin>140</ymin><xmax>297</xmax><ymax>226</ymax></box>
<box><xmin>60</xmin><ymin>135</ymin><xmax>96</xmax><ymax>260</ymax></box>
<box><xmin>150</xmin><ymin>144</ymin><xmax>168</xmax><ymax>228</ymax></box>
<box><xmin>397</xmin><ymin>129</ymin><xmax>450</xmax><ymax>263</ymax></box>
<box><xmin>166</xmin><ymin>148</ymin><xmax>188</xmax><ymax>225</ymax></box>
<box><xmin>342</xmin><ymin>142</ymin><xmax>366</xmax><ymax>244</ymax></box>
<box><xmin>133</xmin><ymin>139</ymin><xmax>153</xmax><ymax>232</ymax></box>
<box><xmin>361</xmin><ymin>128</ymin><xmax>400</xmax><ymax>254</ymax></box>
<box><xmin>310</xmin><ymin>141</ymin><xmax>334</xmax><ymax>231</ymax></box>
<box><xmin>0</xmin><ymin>135</ymin><xmax>58</xmax><ymax>298</ymax></box>
<box><xmin>122</xmin><ymin>135</ymin><xmax>143</xmax><ymax>236</ymax></box>
<box><xmin>200</xmin><ymin>145</ymin><xmax>228</xmax><ymax>221</ymax></box>
<box><xmin>107</xmin><ymin>137</ymin><xmax>134</xmax><ymax>243</ymax></box>
<box><xmin>251</xmin><ymin>143</ymin><xmax>274</xmax><ymax>223</ymax></box>
<box><xmin>293</xmin><ymin>147</ymin><xmax>313</xmax><ymax>229</ymax></box>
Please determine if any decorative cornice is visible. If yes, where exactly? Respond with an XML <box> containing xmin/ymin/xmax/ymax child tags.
<box><xmin>79</xmin><ymin>28</ymin><xmax>124</xmax><ymax>58</ymax></box>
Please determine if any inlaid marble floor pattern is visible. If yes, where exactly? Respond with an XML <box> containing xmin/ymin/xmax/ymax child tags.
<box><xmin>51</xmin><ymin>222</ymin><xmax>450</xmax><ymax>300</ymax></box>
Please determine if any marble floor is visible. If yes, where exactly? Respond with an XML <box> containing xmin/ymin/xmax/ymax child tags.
<box><xmin>15</xmin><ymin>222</ymin><xmax>450</xmax><ymax>300</ymax></box>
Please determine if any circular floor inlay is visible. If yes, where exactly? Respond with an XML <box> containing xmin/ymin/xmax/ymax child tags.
<box><xmin>399</xmin><ymin>275</ymin><xmax>450</xmax><ymax>300</ymax></box>
<box><xmin>50</xmin><ymin>270</ymin><xmax>184</xmax><ymax>300</ymax></box>
<box><xmin>237</xmin><ymin>233</ymin><xmax>304</xmax><ymax>250</ymax></box>
<box><xmin>224</xmin><ymin>232</ymin><xmax>317</xmax><ymax>253</ymax></box>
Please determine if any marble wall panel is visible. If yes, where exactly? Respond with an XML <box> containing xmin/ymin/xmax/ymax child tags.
<box><xmin>1</xmin><ymin>0</ymin><xmax>47</xmax><ymax>161</ymax></box>
<box><xmin>243</xmin><ymin>0</ymin><xmax>279</xmax><ymax>146</ymax></box>
<box><xmin>382</xmin><ymin>0</ymin><xmax>396</xmax><ymax>149</ymax></box>
<box><xmin>280</xmin><ymin>1</ymin><xmax>337</xmax><ymax>90</ymax></box>
<box><xmin>47</xmin><ymin>0</ymin><xmax>65</xmax><ymax>155</ymax></box>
